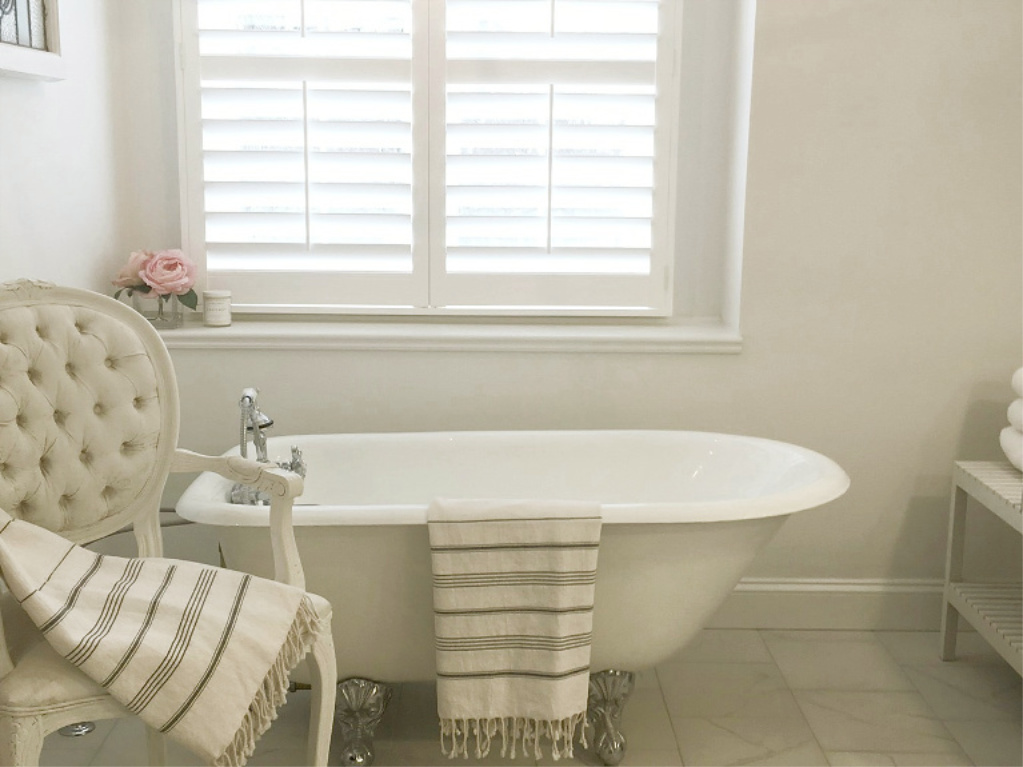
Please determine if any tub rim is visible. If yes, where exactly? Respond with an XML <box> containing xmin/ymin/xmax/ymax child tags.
<box><xmin>175</xmin><ymin>429</ymin><xmax>850</xmax><ymax>527</ymax></box>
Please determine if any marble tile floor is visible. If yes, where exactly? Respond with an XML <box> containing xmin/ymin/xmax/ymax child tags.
<box><xmin>40</xmin><ymin>630</ymin><xmax>1021</xmax><ymax>767</ymax></box>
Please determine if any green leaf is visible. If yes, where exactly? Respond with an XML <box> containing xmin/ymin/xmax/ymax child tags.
<box><xmin>178</xmin><ymin>289</ymin><xmax>198</xmax><ymax>310</ymax></box>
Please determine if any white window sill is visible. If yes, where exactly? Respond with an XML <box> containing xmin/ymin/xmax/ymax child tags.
<box><xmin>158</xmin><ymin>317</ymin><xmax>742</xmax><ymax>354</ymax></box>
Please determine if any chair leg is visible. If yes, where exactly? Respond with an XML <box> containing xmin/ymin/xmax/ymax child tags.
<box><xmin>146</xmin><ymin>726</ymin><xmax>167</xmax><ymax>766</ymax></box>
<box><xmin>0</xmin><ymin>715</ymin><xmax>46</xmax><ymax>766</ymax></box>
<box><xmin>306</xmin><ymin>631</ymin><xmax>337</xmax><ymax>767</ymax></box>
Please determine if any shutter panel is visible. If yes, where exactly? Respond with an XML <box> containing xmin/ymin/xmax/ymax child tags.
<box><xmin>431</xmin><ymin>0</ymin><xmax>674</xmax><ymax>315</ymax></box>
<box><xmin>191</xmin><ymin>0</ymin><xmax>425</xmax><ymax>312</ymax></box>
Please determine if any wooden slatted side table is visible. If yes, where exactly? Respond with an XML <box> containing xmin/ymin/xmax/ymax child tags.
<box><xmin>940</xmin><ymin>461</ymin><xmax>1022</xmax><ymax>674</ymax></box>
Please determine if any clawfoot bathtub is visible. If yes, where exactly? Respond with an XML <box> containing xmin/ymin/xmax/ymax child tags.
<box><xmin>177</xmin><ymin>430</ymin><xmax>849</xmax><ymax>764</ymax></box>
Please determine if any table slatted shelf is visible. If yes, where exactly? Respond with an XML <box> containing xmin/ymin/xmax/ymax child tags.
<box><xmin>941</xmin><ymin>461</ymin><xmax>1022</xmax><ymax>675</ymax></box>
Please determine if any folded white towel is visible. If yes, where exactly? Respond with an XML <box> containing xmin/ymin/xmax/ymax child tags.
<box><xmin>0</xmin><ymin>509</ymin><xmax>324</xmax><ymax>766</ymax></box>
<box><xmin>1013</xmin><ymin>367</ymin><xmax>1023</xmax><ymax>397</ymax></box>
<box><xmin>1009</xmin><ymin>399</ymin><xmax>1023</xmax><ymax>432</ymax></box>
<box><xmin>428</xmin><ymin>498</ymin><xmax>602</xmax><ymax>761</ymax></box>
<box><xmin>1000</xmin><ymin>426</ymin><xmax>1022</xmax><ymax>471</ymax></box>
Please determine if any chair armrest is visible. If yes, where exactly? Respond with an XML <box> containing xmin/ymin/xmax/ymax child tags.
<box><xmin>171</xmin><ymin>449</ymin><xmax>307</xmax><ymax>590</ymax></box>
<box><xmin>171</xmin><ymin>449</ymin><xmax>304</xmax><ymax>500</ymax></box>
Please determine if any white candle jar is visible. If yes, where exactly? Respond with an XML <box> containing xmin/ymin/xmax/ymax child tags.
<box><xmin>202</xmin><ymin>290</ymin><xmax>232</xmax><ymax>327</ymax></box>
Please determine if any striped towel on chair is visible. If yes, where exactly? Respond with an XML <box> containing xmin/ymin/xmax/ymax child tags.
<box><xmin>0</xmin><ymin>508</ymin><xmax>325</xmax><ymax>766</ymax></box>
<box><xmin>428</xmin><ymin>498</ymin><xmax>602</xmax><ymax>761</ymax></box>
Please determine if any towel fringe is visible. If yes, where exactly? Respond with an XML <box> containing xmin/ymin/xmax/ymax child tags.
<box><xmin>214</xmin><ymin>596</ymin><xmax>325</xmax><ymax>767</ymax></box>
<box><xmin>438</xmin><ymin>712</ymin><xmax>586</xmax><ymax>761</ymax></box>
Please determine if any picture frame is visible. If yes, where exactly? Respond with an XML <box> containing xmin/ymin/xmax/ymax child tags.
<box><xmin>0</xmin><ymin>0</ymin><xmax>63</xmax><ymax>80</ymax></box>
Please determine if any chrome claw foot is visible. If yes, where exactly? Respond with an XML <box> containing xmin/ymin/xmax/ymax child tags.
<box><xmin>586</xmin><ymin>670</ymin><xmax>636</xmax><ymax>766</ymax></box>
<box><xmin>334</xmin><ymin>677</ymin><xmax>393</xmax><ymax>766</ymax></box>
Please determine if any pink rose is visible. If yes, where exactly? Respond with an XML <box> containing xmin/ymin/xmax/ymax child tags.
<box><xmin>111</xmin><ymin>250</ymin><xmax>151</xmax><ymax>288</ymax></box>
<box><xmin>140</xmin><ymin>249</ymin><xmax>197</xmax><ymax>296</ymax></box>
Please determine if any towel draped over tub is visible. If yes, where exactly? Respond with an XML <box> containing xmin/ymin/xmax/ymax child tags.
<box><xmin>428</xmin><ymin>498</ymin><xmax>602</xmax><ymax>760</ymax></box>
<box><xmin>0</xmin><ymin>508</ymin><xmax>325</xmax><ymax>766</ymax></box>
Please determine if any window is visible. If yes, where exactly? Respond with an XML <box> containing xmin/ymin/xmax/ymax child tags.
<box><xmin>175</xmin><ymin>0</ymin><xmax>753</xmax><ymax>330</ymax></box>
<box><xmin>0</xmin><ymin>0</ymin><xmax>62</xmax><ymax>80</ymax></box>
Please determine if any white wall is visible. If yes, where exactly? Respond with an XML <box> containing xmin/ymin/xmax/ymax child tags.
<box><xmin>0</xmin><ymin>0</ymin><xmax>116</xmax><ymax>287</ymax></box>
<box><xmin>0</xmin><ymin>0</ymin><xmax>179</xmax><ymax>288</ymax></box>
<box><xmin>0</xmin><ymin>0</ymin><xmax>1019</xmax><ymax>629</ymax></box>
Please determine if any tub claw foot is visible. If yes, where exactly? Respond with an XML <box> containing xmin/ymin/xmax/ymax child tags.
<box><xmin>586</xmin><ymin>670</ymin><xmax>635</xmax><ymax>766</ymax></box>
<box><xmin>334</xmin><ymin>677</ymin><xmax>393</xmax><ymax>766</ymax></box>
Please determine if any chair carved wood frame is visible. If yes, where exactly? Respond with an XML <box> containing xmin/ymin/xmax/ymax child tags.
<box><xmin>0</xmin><ymin>280</ymin><xmax>336</xmax><ymax>766</ymax></box>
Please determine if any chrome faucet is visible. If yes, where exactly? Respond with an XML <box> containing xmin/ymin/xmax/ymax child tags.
<box><xmin>231</xmin><ymin>388</ymin><xmax>306</xmax><ymax>505</ymax></box>
<box><xmin>239</xmin><ymin>387</ymin><xmax>274</xmax><ymax>463</ymax></box>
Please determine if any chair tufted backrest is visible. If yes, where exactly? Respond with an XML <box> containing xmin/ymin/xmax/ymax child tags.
<box><xmin>0</xmin><ymin>281</ymin><xmax>179</xmax><ymax>544</ymax></box>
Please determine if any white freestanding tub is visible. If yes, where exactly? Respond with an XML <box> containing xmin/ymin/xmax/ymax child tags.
<box><xmin>177</xmin><ymin>430</ymin><xmax>848</xmax><ymax>681</ymax></box>
<box><xmin>178</xmin><ymin>430</ymin><xmax>849</xmax><ymax>763</ymax></box>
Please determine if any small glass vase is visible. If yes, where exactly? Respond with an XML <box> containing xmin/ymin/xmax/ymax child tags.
<box><xmin>131</xmin><ymin>292</ymin><xmax>183</xmax><ymax>329</ymax></box>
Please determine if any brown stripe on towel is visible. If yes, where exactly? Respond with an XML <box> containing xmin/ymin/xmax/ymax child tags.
<box><xmin>434</xmin><ymin>570</ymin><xmax>596</xmax><ymax>587</ymax></box>
<box><xmin>437</xmin><ymin>633</ymin><xmax>593</xmax><ymax>651</ymax></box>
<box><xmin>39</xmin><ymin>553</ymin><xmax>105</xmax><ymax>633</ymax></box>
<box><xmin>435</xmin><ymin>605</ymin><xmax>594</xmax><ymax>615</ymax></box>
<box><xmin>17</xmin><ymin>542</ymin><xmax>76</xmax><ymax>605</ymax></box>
<box><xmin>161</xmin><ymin>574</ymin><xmax>251</xmax><ymax>732</ymax></box>
<box><xmin>66</xmin><ymin>558</ymin><xmax>145</xmax><ymax>666</ymax></box>
<box><xmin>128</xmin><ymin>568</ymin><xmax>217</xmax><ymax>714</ymax></box>
<box><xmin>102</xmin><ymin>565</ymin><xmax>178</xmax><ymax>687</ymax></box>
<box><xmin>437</xmin><ymin>665</ymin><xmax>591</xmax><ymax>680</ymax></box>
<box><xmin>431</xmin><ymin>542</ymin><xmax>598</xmax><ymax>552</ymax></box>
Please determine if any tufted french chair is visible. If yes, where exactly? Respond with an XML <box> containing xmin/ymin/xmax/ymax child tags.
<box><xmin>0</xmin><ymin>281</ymin><xmax>336</xmax><ymax>765</ymax></box>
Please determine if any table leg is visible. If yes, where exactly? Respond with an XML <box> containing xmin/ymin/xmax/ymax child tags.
<box><xmin>940</xmin><ymin>485</ymin><xmax>968</xmax><ymax>661</ymax></box>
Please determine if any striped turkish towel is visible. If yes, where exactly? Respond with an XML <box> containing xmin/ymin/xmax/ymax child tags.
<box><xmin>0</xmin><ymin>508</ymin><xmax>324</xmax><ymax>766</ymax></box>
<box><xmin>428</xmin><ymin>498</ymin><xmax>602</xmax><ymax>761</ymax></box>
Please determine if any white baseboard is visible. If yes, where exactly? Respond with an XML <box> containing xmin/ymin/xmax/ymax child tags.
<box><xmin>708</xmin><ymin>577</ymin><xmax>946</xmax><ymax>631</ymax></box>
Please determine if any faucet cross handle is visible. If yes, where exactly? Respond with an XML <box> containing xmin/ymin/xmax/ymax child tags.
<box><xmin>277</xmin><ymin>445</ymin><xmax>307</xmax><ymax>478</ymax></box>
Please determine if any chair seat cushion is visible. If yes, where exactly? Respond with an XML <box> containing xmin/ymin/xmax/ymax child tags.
<box><xmin>0</xmin><ymin>591</ymin><xmax>333</xmax><ymax>712</ymax></box>
<box><xmin>0</xmin><ymin>640</ymin><xmax>111</xmax><ymax>713</ymax></box>
<box><xmin>0</xmin><ymin>592</ymin><xmax>111</xmax><ymax>713</ymax></box>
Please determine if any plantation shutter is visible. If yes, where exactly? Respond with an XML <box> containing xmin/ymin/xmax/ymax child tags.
<box><xmin>179</xmin><ymin>0</ymin><xmax>678</xmax><ymax>315</ymax></box>
<box><xmin>185</xmin><ymin>0</ymin><xmax>425</xmax><ymax>312</ymax></box>
<box><xmin>432</xmin><ymin>0</ymin><xmax>674</xmax><ymax>315</ymax></box>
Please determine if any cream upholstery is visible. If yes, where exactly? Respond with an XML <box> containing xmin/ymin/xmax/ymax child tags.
<box><xmin>0</xmin><ymin>281</ymin><xmax>177</xmax><ymax>550</ymax></box>
<box><xmin>0</xmin><ymin>298</ymin><xmax>168</xmax><ymax>535</ymax></box>
<box><xmin>0</xmin><ymin>612</ymin><xmax>109</xmax><ymax>712</ymax></box>
<box><xmin>0</xmin><ymin>281</ymin><xmax>336</xmax><ymax>766</ymax></box>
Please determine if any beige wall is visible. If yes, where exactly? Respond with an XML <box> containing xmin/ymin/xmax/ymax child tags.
<box><xmin>741</xmin><ymin>0</ymin><xmax>1021</xmax><ymax>583</ymax></box>
<box><xmin>1</xmin><ymin>1</ymin><xmax>1020</xmax><ymax>626</ymax></box>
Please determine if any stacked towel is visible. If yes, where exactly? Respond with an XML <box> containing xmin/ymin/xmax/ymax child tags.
<box><xmin>1002</xmin><ymin>367</ymin><xmax>1023</xmax><ymax>471</ymax></box>
<box><xmin>0</xmin><ymin>509</ymin><xmax>324</xmax><ymax>766</ymax></box>
<box><xmin>428</xmin><ymin>498</ymin><xmax>602</xmax><ymax>761</ymax></box>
